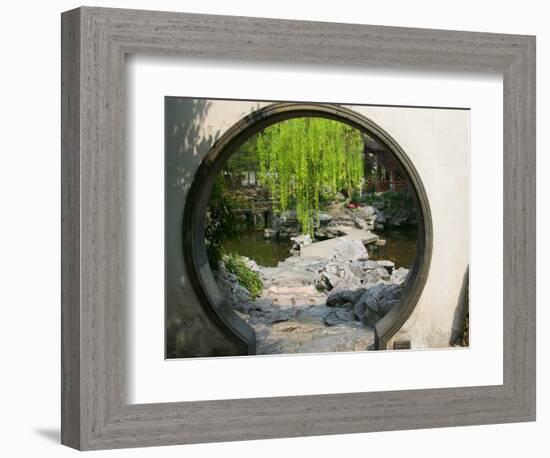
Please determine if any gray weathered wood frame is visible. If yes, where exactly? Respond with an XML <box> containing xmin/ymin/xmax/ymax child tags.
<box><xmin>61</xmin><ymin>6</ymin><xmax>536</xmax><ymax>450</ymax></box>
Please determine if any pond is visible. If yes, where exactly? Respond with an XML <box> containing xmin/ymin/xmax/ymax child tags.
<box><xmin>367</xmin><ymin>226</ymin><xmax>418</xmax><ymax>269</ymax></box>
<box><xmin>223</xmin><ymin>226</ymin><xmax>418</xmax><ymax>269</ymax></box>
<box><xmin>222</xmin><ymin>229</ymin><xmax>293</xmax><ymax>267</ymax></box>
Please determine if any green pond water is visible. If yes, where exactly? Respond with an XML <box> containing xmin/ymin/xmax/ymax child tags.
<box><xmin>223</xmin><ymin>230</ymin><xmax>293</xmax><ymax>267</ymax></box>
<box><xmin>367</xmin><ymin>226</ymin><xmax>418</xmax><ymax>268</ymax></box>
<box><xmin>223</xmin><ymin>226</ymin><xmax>418</xmax><ymax>269</ymax></box>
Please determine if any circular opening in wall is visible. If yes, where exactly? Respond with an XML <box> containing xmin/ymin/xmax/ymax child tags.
<box><xmin>183</xmin><ymin>103</ymin><xmax>432</xmax><ymax>355</ymax></box>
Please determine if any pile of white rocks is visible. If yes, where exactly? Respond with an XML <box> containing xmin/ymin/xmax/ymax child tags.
<box><xmin>215</xmin><ymin>237</ymin><xmax>411</xmax><ymax>354</ymax></box>
<box><xmin>229</xmin><ymin>239</ymin><xmax>408</xmax><ymax>322</ymax></box>
<box><xmin>266</xmin><ymin>204</ymin><xmax>379</xmax><ymax>240</ymax></box>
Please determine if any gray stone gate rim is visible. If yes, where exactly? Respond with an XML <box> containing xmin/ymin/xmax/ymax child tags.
<box><xmin>182</xmin><ymin>102</ymin><xmax>433</xmax><ymax>354</ymax></box>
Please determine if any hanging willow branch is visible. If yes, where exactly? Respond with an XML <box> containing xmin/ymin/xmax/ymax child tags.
<box><xmin>256</xmin><ymin>117</ymin><xmax>364</xmax><ymax>235</ymax></box>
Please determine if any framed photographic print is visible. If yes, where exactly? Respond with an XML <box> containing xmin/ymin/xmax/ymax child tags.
<box><xmin>61</xmin><ymin>6</ymin><xmax>536</xmax><ymax>450</ymax></box>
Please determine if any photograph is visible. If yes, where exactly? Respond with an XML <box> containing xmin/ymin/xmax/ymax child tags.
<box><xmin>165</xmin><ymin>97</ymin><xmax>470</xmax><ymax>358</ymax></box>
<box><xmin>0</xmin><ymin>1</ymin><xmax>539</xmax><ymax>455</ymax></box>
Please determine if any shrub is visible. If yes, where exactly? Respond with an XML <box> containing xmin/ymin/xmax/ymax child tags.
<box><xmin>384</xmin><ymin>188</ymin><xmax>413</xmax><ymax>209</ymax></box>
<box><xmin>205</xmin><ymin>176</ymin><xmax>245</xmax><ymax>267</ymax></box>
<box><xmin>222</xmin><ymin>253</ymin><xmax>263</xmax><ymax>298</ymax></box>
<box><xmin>360</xmin><ymin>188</ymin><xmax>414</xmax><ymax>209</ymax></box>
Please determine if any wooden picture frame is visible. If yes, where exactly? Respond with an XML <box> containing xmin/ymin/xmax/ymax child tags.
<box><xmin>61</xmin><ymin>6</ymin><xmax>536</xmax><ymax>450</ymax></box>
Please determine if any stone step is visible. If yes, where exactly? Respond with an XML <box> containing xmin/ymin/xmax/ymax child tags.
<box><xmin>300</xmin><ymin>226</ymin><xmax>379</xmax><ymax>259</ymax></box>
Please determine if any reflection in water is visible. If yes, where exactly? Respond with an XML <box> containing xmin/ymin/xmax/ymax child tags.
<box><xmin>368</xmin><ymin>226</ymin><xmax>418</xmax><ymax>268</ymax></box>
<box><xmin>223</xmin><ymin>226</ymin><xmax>417</xmax><ymax>269</ymax></box>
<box><xmin>223</xmin><ymin>229</ymin><xmax>293</xmax><ymax>267</ymax></box>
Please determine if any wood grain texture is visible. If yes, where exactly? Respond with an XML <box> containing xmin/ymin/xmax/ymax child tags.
<box><xmin>61</xmin><ymin>6</ymin><xmax>536</xmax><ymax>450</ymax></box>
<box><xmin>60</xmin><ymin>7</ymin><xmax>81</xmax><ymax>449</ymax></box>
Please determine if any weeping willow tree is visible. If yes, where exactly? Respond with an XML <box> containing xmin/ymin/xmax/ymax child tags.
<box><xmin>256</xmin><ymin>117</ymin><xmax>364</xmax><ymax>235</ymax></box>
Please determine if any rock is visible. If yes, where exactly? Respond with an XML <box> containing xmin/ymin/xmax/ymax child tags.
<box><xmin>363</xmin><ymin>266</ymin><xmax>391</xmax><ymax>284</ymax></box>
<box><xmin>340</xmin><ymin>289</ymin><xmax>360</xmax><ymax>304</ymax></box>
<box><xmin>350</xmin><ymin>260</ymin><xmax>380</xmax><ymax>272</ymax></box>
<box><xmin>322</xmin><ymin>262</ymin><xmax>361</xmax><ymax>290</ymax></box>
<box><xmin>325</xmin><ymin>227</ymin><xmax>346</xmax><ymax>238</ymax></box>
<box><xmin>376</xmin><ymin>239</ymin><xmax>386</xmax><ymax>246</ymax></box>
<box><xmin>375</xmin><ymin>209</ymin><xmax>386</xmax><ymax>223</ymax></box>
<box><xmin>291</xmin><ymin>234</ymin><xmax>312</xmax><ymax>250</ymax></box>
<box><xmin>277</xmin><ymin>256</ymin><xmax>327</xmax><ymax>272</ymax></box>
<box><xmin>323</xmin><ymin>308</ymin><xmax>357</xmax><ymax>326</ymax></box>
<box><xmin>335</xmin><ymin>192</ymin><xmax>347</xmax><ymax>202</ymax></box>
<box><xmin>279</xmin><ymin>210</ymin><xmax>297</xmax><ymax>221</ymax></box>
<box><xmin>349</xmin><ymin>260</ymin><xmax>389</xmax><ymax>282</ymax></box>
<box><xmin>233</xmin><ymin>283</ymin><xmax>251</xmax><ymax>302</ymax></box>
<box><xmin>359</xmin><ymin>205</ymin><xmax>376</xmax><ymax>219</ymax></box>
<box><xmin>318</xmin><ymin>212</ymin><xmax>332</xmax><ymax>223</ymax></box>
<box><xmin>233</xmin><ymin>302</ymin><xmax>257</xmax><ymax>315</ymax></box>
<box><xmin>348</xmin><ymin>262</ymin><xmax>363</xmax><ymax>279</ymax></box>
<box><xmin>264</xmin><ymin>285</ymin><xmax>326</xmax><ymax>309</ymax></box>
<box><xmin>353</xmin><ymin>216</ymin><xmax>369</xmax><ymax>231</ymax></box>
<box><xmin>377</xmin><ymin>260</ymin><xmax>395</xmax><ymax>273</ymax></box>
<box><xmin>328</xmin><ymin>217</ymin><xmax>355</xmax><ymax>229</ymax></box>
<box><xmin>353</xmin><ymin>283</ymin><xmax>404</xmax><ymax>326</ymax></box>
<box><xmin>284</xmin><ymin>256</ymin><xmax>328</xmax><ymax>271</ymax></box>
<box><xmin>295</xmin><ymin>330</ymin><xmax>373</xmax><ymax>353</ymax></box>
<box><xmin>242</xmin><ymin>256</ymin><xmax>260</xmax><ymax>273</ymax></box>
<box><xmin>248</xmin><ymin>301</ymin><xmax>298</xmax><ymax>324</ymax></box>
<box><xmin>264</xmin><ymin>228</ymin><xmax>278</xmax><ymax>238</ymax></box>
<box><xmin>258</xmin><ymin>266</ymin><xmax>283</xmax><ymax>286</ymax></box>
<box><xmin>272</xmin><ymin>269</ymin><xmax>317</xmax><ymax>287</ymax></box>
<box><xmin>314</xmin><ymin>229</ymin><xmax>328</xmax><ymax>240</ymax></box>
<box><xmin>213</xmin><ymin>201</ymin><xmax>415</xmax><ymax>355</ymax></box>
<box><xmin>325</xmin><ymin>262</ymin><xmax>338</xmax><ymax>275</ymax></box>
<box><xmin>251</xmin><ymin>297</ymin><xmax>276</xmax><ymax>312</ymax></box>
<box><xmin>326</xmin><ymin>289</ymin><xmax>342</xmax><ymax>307</ymax></box>
<box><xmin>326</xmin><ymin>288</ymin><xmax>363</xmax><ymax>307</ymax></box>
<box><xmin>258</xmin><ymin>257</ymin><xmax>330</xmax><ymax>290</ymax></box>
<box><xmin>391</xmin><ymin>267</ymin><xmax>409</xmax><ymax>285</ymax></box>
<box><xmin>278</xmin><ymin>224</ymin><xmax>301</xmax><ymax>239</ymax></box>
<box><xmin>322</xmin><ymin>272</ymin><xmax>341</xmax><ymax>290</ymax></box>
<box><xmin>348</xmin><ymin>206</ymin><xmax>377</xmax><ymax>232</ymax></box>
<box><xmin>217</xmin><ymin>269</ymin><xmax>257</xmax><ymax>313</ymax></box>
<box><xmin>276</xmin><ymin>211</ymin><xmax>302</xmax><ymax>239</ymax></box>
<box><xmin>295</xmin><ymin>305</ymin><xmax>333</xmax><ymax>321</ymax></box>
<box><xmin>348</xmin><ymin>260</ymin><xmax>391</xmax><ymax>285</ymax></box>
<box><xmin>332</xmin><ymin>239</ymin><xmax>369</xmax><ymax>262</ymax></box>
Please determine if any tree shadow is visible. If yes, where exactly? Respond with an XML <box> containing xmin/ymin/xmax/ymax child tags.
<box><xmin>165</xmin><ymin>97</ymin><xmax>220</xmax><ymax>193</ymax></box>
<box><xmin>166</xmin><ymin>97</ymin><xmax>243</xmax><ymax>358</ymax></box>
<box><xmin>450</xmin><ymin>266</ymin><xmax>469</xmax><ymax>346</ymax></box>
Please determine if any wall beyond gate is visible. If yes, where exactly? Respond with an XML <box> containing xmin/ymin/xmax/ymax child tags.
<box><xmin>165</xmin><ymin>98</ymin><xmax>469</xmax><ymax>356</ymax></box>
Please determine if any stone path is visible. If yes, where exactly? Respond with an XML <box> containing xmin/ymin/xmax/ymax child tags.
<box><xmin>223</xmin><ymin>255</ymin><xmax>409</xmax><ymax>355</ymax></box>
<box><xmin>238</xmin><ymin>290</ymin><xmax>376</xmax><ymax>355</ymax></box>
<box><xmin>300</xmin><ymin>225</ymin><xmax>379</xmax><ymax>259</ymax></box>
<box><xmin>218</xmin><ymin>242</ymin><xmax>409</xmax><ymax>356</ymax></box>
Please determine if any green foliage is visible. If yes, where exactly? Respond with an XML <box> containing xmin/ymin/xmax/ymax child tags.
<box><xmin>360</xmin><ymin>192</ymin><xmax>377</xmax><ymax>205</ymax></box>
<box><xmin>350</xmin><ymin>188</ymin><xmax>363</xmax><ymax>204</ymax></box>
<box><xmin>222</xmin><ymin>252</ymin><xmax>263</xmax><ymax>298</ymax></box>
<box><xmin>205</xmin><ymin>176</ymin><xmax>245</xmax><ymax>266</ymax></box>
<box><xmin>360</xmin><ymin>188</ymin><xmax>413</xmax><ymax>209</ymax></box>
<box><xmin>382</xmin><ymin>188</ymin><xmax>414</xmax><ymax>210</ymax></box>
<box><xmin>226</xmin><ymin>135</ymin><xmax>260</xmax><ymax>174</ymax></box>
<box><xmin>256</xmin><ymin>118</ymin><xmax>364</xmax><ymax>235</ymax></box>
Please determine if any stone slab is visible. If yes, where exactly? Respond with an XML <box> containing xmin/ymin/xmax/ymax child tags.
<box><xmin>300</xmin><ymin>226</ymin><xmax>379</xmax><ymax>259</ymax></box>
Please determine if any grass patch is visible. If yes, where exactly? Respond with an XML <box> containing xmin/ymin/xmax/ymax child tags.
<box><xmin>222</xmin><ymin>253</ymin><xmax>263</xmax><ymax>298</ymax></box>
